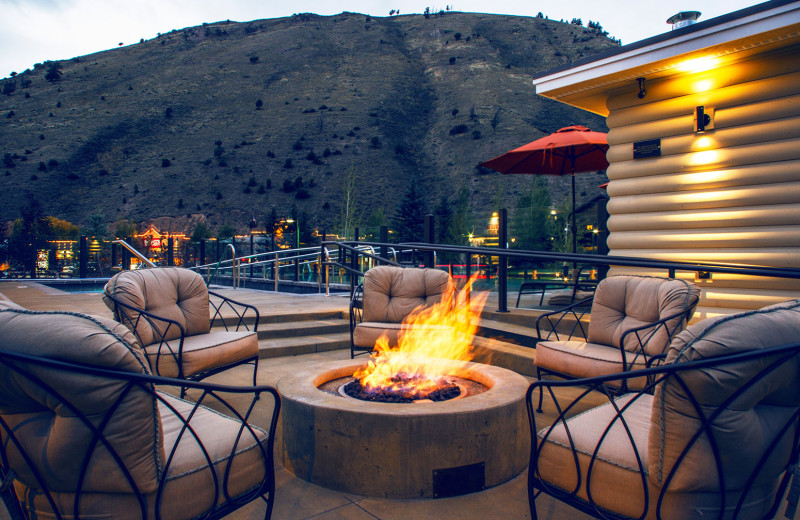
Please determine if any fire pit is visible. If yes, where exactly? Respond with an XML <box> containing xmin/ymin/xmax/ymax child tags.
<box><xmin>279</xmin><ymin>276</ymin><xmax>529</xmax><ymax>498</ymax></box>
<box><xmin>277</xmin><ymin>358</ymin><xmax>529</xmax><ymax>498</ymax></box>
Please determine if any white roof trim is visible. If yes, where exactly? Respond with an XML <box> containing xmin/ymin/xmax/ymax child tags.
<box><xmin>532</xmin><ymin>2</ymin><xmax>800</xmax><ymax>95</ymax></box>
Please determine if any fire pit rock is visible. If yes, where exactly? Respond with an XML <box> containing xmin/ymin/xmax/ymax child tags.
<box><xmin>277</xmin><ymin>358</ymin><xmax>530</xmax><ymax>499</ymax></box>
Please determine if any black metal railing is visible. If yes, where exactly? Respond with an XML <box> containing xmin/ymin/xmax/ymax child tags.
<box><xmin>323</xmin><ymin>240</ymin><xmax>800</xmax><ymax>313</ymax></box>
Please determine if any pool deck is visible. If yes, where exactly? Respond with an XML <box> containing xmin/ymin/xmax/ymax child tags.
<box><xmin>0</xmin><ymin>280</ymin><xmax>591</xmax><ymax>520</ymax></box>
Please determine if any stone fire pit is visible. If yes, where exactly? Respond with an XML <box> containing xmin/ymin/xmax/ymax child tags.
<box><xmin>277</xmin><ymin>358</ymin><xmax>530</xmax><ymax>499</ymax></box>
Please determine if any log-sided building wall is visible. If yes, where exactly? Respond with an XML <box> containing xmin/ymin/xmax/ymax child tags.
<box><xmin>532</xmin><ymin>3</ymin><xmax>800</xmax><ymax>317</ymax></box>
<box><xmin>605</xmin><ymin>44</ymin><xmax>800</xmax><ymax>315</ymax></box>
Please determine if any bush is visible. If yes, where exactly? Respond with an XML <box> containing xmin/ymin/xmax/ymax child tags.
<box><xmin>292</xmin><ymin>141</ymin><xmax>303</xmax><ymax>151</ymax></box>
<box><xmin>249</xmin><ymin>56</ymin><xmax>259</xmax><ymax>63</ymax></box>
<box><xmin>161</xmin><ymin>158</ymin><xmax>171</xmax><ymax>167</ymax></box>
<box><xmin>3</xmin><ymin>154</ymin><xmax>15</xmax><ymax>168</ymax></box>
<box><xmin>283</xmin><ymin>159</ymin><xmax>293</xmax><ymax>169</ymax></box>
<box><xmin>454</xmin><ymin>32</ymin><xmax>461</xmax><ymax>40</ymax></box>
<box><xmin>295</xmin><ymin>189</ymin><xmax>310</xmax><ymax>199</ymax></box>
<box><xmin>449</xmin><ymin>124</ymin><xmax>468</xmax><ymax>135</ymax></box>
<box><xmin>449</xmin><ymin>57</ymin><xmax>456</xmax><ymax>65</ymax></box>
<box><xmin>472</xmin><ymin>130</ymin><xmax>481</xmax><ymax>140</ymax></box>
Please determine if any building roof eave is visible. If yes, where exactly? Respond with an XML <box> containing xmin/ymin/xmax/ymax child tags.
<box><xmin>531</xmin><ymin>0</ymin><xmax>800</xmax><ymax>115</ymax></box>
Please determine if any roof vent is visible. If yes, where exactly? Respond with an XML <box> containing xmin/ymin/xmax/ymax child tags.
<box><xmin>667</xmin><ymin>11</ymin><xmax>702</xmax><ymax>30</ymax></box>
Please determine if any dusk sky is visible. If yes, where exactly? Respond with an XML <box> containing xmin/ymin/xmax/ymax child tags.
<box><xmin>1</xmin><ymin>0</ymin><xmax>763</xmax><ymax>78</ymax></box>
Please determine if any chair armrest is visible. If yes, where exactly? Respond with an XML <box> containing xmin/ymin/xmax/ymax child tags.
<box><xmin>208</xmin><ymin>290</ymin><xmax>260</xmax><ymax>332</ymax></box>
<box><xmin>350</xmin><ymin>283</ymin><xmax>364</xmax><ymax>334</ymax></box>
<box><xmin>534</xmin><ymin>296</ymin><xmax>593</xmax><ymax>341</ymax></box>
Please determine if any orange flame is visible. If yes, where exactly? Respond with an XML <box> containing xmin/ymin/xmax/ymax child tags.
<box><xmin>353</xmin><ymin>276</ymin><xmax>488</xmax><ymax>395</ymax></box>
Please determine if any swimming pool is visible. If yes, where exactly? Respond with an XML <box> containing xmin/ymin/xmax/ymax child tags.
<box><xmin>36</xmin><ymin>279</ymin><xmax>109</xmax><ymax>294</ymax></box>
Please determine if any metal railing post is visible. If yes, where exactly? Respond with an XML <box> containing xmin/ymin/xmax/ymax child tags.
<box><xmin>167</xmin><ymin>237</ymin><xmax>174</xmax><ymax>266</ymax></box>
<box><xmin>498</xmin><ymin>208</ymin><xmax>508</xmax><ymax>312</ymax></box>
<box><xmin>274</xmin><ymin>251</ymin><xmax>279</xmax><ymax>292</ymax></box>
<box><xmin>380</xmin><ymin>226</ymin><xmax>388</xmax><ymax>265</ymax></box>
<box><xmin>199</xmin><ymin>239</ymin><xmax>206</xmax><ymax>267</ymax></box>
<box><xmin>423</xmin><ymin>214</ymin><xmax>434</xmax><ymax>269</ymax></box>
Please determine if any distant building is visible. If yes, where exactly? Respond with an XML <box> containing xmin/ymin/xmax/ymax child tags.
<box><xmin>531</xmin><ymin>0</ymin><xmax>800</xmax><ymax>317</ymax></box>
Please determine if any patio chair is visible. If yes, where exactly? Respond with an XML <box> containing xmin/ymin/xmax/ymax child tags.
<box><xmin>527</xmin><ymin>299</ymin><xmax>800</xmax><ymax>520</ymax></box>
<box><xmin>350</xmin><ymin>265</ymin><xmax>454</xmax><ymax>357</ymax></box>
<box><xmin>103</xmin><ymin>267</ymin><xmax>259</xmax><ymax>394</ymax></box>
<box><xmin>0</xmin><ymin>306</ymin><xmax>280</xmax><ymax>520</ymax></box>
<box><xmin>534</xmin><ymin>275</ymin><xmax>700</xmax><ymax>411</ymax></box>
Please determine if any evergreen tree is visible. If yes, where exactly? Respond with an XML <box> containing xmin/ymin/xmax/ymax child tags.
<box><xmin>512</xmin><ymin>178</ymin><xmax>552</xmax><ymax>252</ymax></box>
<box><xmin>84</xmin><ymin>213</ymin><xmax>107</xmax><ymax>238</ymax></box>
<box><xmin>9</xmin><ymin>193</ymin><xmax>46</xmax><ymax>273</ymax></box>
<box><xmin>449</xmin><ymin>187</ymin><xmax>473</xmax><ymax>245</ymax></box>
<box><xmin>393</xmin><ymin>178</ymin><xmax>427</xmax><ymax>242</ymax></box>
<box><xmin>434</xmin><ymin>195</ymin><xmax>454</xmax><ymax>244</ymax></box>
<box><xmin>190</xmin><ymin>221</ymin><xmax>213</xmax><ymax>242</ymax></box>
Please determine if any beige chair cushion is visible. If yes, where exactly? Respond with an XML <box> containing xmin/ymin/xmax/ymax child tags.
<box><xmin>104</xmin><ymin>267</ymin><xmax>211</xmax><ymax>345</ymax></box>
<box><xmin>536</xmin><ymin>393</ymin><xmax>652</xmax><ymax>518</ymax></box>
<box><xmin>15</xmin><ymin>392</ymin><xmax>270</xmax><ymax>520</ymax></box>
<box><xmin>588</xmin><ymin>276</ymin><xmax>700</xmax><ymax>356</ymax></box>
<box><xmin>145</xmin><ymin>330</ymin><xmax>258</xmax><ymax>378</ymax></box>
<box><xmin>649</xmin><ymin>299</ymin><xmax>800</xmax><ymax>519</ymax></box>
<box><xmin>362</xmin><ymin>266</ymin><xmax>453</xmax><ymax>323</ymax></box>
<box><xmin>535</xmin><ymin>340</ymin><xmax>650</xmax><ymax>390</ymax></box>
<box><xmin>0</xmin><ymin>308</ymin><xmax>161</xmax><ymax>495</ymax></box>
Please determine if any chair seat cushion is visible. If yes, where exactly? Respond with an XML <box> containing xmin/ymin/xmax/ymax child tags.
<box><xmin>353</xmin><ymin>321</ymin><xmax>453</xmax><ymax>350</ymax></box>
<box><xmin>15</xmin><ymin>392</ymin><xmax>271</xmax><ymax>520</ymax></box>
<box><xmin>144</xmin><ymin>331</ymin><xmax>257</xmax><ymax>378</ymax></box>
<box><xmin>536</xmin><ymin>340</ymin><xmax>649</xmax><ymax>390</ymax></box>
<box><xmin>535</xmin><ymin>393</ymin><xmax>652</xmax><ymax>518</ymax></box>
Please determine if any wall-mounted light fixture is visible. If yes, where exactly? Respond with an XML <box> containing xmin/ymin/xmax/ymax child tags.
<box><xmin>695</xmin><ymin>270</ymin><xmax>713</xmax><ymax>283</ymax></box>
<box><xmin>637</xmin><ymin>78</ymin><xmax>647</xmax><ymax>99</ymax></box>
<box><xmin>695</xmin><ymin>105</ymin><xmax>714</xmax><ymax>133</ymax></box>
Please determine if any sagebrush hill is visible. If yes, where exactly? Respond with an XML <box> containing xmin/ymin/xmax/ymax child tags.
<box><xmin>0</xmin><ymin>11</ymin><xmax>616</xmax><ymax>235</ymax></box>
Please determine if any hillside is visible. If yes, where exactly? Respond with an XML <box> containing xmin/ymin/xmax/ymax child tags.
<box><xmin>0</xmin><ymin>11</ymin><xmax>616</xmax><ymax>236</ymax></box>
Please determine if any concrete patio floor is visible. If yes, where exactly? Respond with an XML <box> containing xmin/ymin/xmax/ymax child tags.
<box><xmin>0</xmin><ymin>280</ymin><xmax>593</xmax><ymax>520</ymax></box>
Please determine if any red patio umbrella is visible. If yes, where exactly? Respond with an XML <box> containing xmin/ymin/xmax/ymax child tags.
<box><xmin>479</xmin><ymin>125</ymin><xmax>609</xmax><ymax>254</ymax></box>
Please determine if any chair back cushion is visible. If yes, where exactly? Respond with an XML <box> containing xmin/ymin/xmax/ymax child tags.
<box><xmin>104</xmin><ymin>267</ymin><xmax>210</xmax><ymax>345</ymax></box>
<box><xmin>0</xmin><ymin>308</ymin><xmax>163</xmax><ymax>495</ymax></box>
<box><xmin>362</xmin><ymin>266</ymin><xmax>453</xmax><ymax>323</ymax></box>
<box><xmin>587</xmin><ymin>276</ymin><xmax>699</xmax><ymax>355</ymax></box>
<box><xmin>648</xmin><ymin>300</ymin><xmax>800</xmax><ymax>517</ymax></box>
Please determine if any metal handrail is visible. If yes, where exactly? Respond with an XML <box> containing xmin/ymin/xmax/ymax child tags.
<box><xmin>323</xmin><ymin>240</ymin><xmax>800</xmax><ymax>312</ymax></box>
<box><xmin>111</xmin><ymin>240</ymin><xmax>156</xmax><ymax>268</ymax></box>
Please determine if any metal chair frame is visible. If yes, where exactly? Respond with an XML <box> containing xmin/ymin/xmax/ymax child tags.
<box><xmin>533</xmin><ymin>293</ymin><xmax>699</xmax><ymax>410</ymax></box>
<box><xmin>349</xmin><ymin>283</ymin><xmax>371</xmax><ymax>358</ymax></box>
<box><xmin>0</xmin><ymin>347</ymin><xmax>280</xmax><ymax>520</ymax></box>
<box><xmin>526</xmin><ymin>342</ymin><xmax>800</xmax><ymax>520</ymax></box>
<box><xmin>104</xmin><ymin>289</ymin><xmax>260</xmax><ymax>394</ymax></box>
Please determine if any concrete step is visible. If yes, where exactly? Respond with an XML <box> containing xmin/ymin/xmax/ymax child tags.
<box><xmin>472</xmin><ymin>336</ymin><xmax>536</xmax><ymax>377</ymax></box>
<box><xmin>476</xmin><ymin>318</ymin><xmax>539</xmax><ymax>348</ymax></box>
<box><xmin>210</xmin><ymin>310</ymin><xmax>346</xmax><ymax>330</ymax></box>
<box><xmin>258</xmin><ymin>331</ymin><xmax>351</xmax><ymax>359</ymax></box>
<box><xmin>257</xmin><ymin>318</ymin><xmax>350</xmax><ymax>340</ymax></box>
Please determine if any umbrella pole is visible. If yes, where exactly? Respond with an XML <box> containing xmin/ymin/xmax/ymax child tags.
<box><xmin>571</xmin><ymin>172</ymin><xmax>577</xmax><ymax>256</ymax></box>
